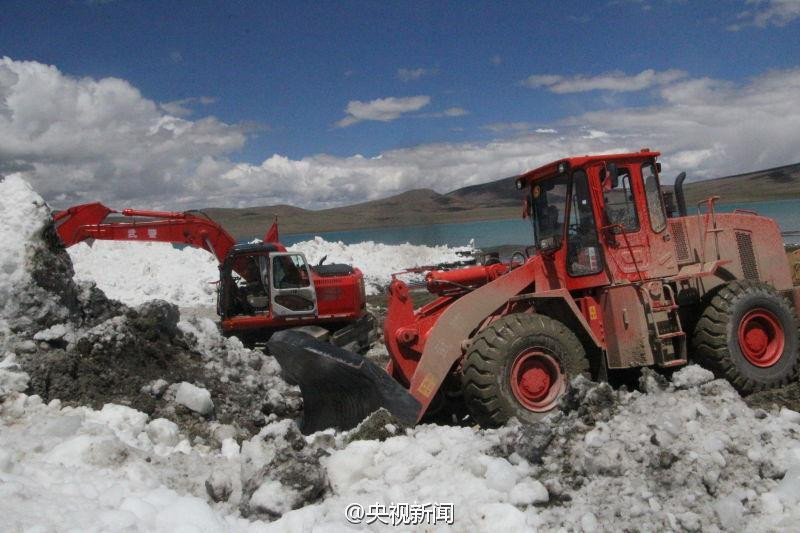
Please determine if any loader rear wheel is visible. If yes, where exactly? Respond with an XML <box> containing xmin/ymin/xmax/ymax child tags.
<box><xmin>692</xmin><ymin>281</ymin><xmax>799</xmax><ymax>394</ymax></box>
<box><xmin>461</xmin><ymin>313</ymin><xmax>588</xmax><ymax>427</ymax></box>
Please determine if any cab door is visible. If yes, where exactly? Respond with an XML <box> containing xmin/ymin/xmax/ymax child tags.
<box><xmin>596</xmin><ymin>164</ymin><xmax>653</xmax><ymax>281</ymax></box>
<box><xmin>596</xmin><ymin>162</ymin><xmax>678</xmax><ymax>281</ymax></box>
<box><xmin>269</xmin><ymin>252</ymin><xmax>318</xmax><ymax>317</ymax></box>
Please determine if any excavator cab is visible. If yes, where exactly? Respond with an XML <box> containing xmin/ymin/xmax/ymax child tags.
<box><xmin>217</xmin><ymin>244</ymin><xmax>317</xmax><ymax>320</ymax></box>
<box><xmin>269</xmin><ymin>252</ymin><xmax>318</xmax><ymax>317</ymax></box>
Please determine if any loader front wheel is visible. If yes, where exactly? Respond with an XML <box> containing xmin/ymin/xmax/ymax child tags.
<box><xmin>692</xmin><ymin>281</ymin><xmax>799</xmax><ymax>394</ymax></box>
<box><xmin>461</xmin><ymin>313</ymin><xmax>588</xmax><ymax>427</ymax></box>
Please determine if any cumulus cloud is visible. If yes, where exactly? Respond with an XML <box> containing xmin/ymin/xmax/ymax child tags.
<box><xmin>2</xmin><ymin>57</ymin><xmax>800</xmax><ymax>211</ymax></box>
<box><xmin>523</xmin><ymin>69</ymin><xmax>687</xmax><ymax>93</ymax></box>
<box><xmin>0</xmin><ymin>57</ymin><xmax>246</xmax><ymax>206</ymax></box>
<box><xmin>396</xmin><ymin>68</ymin><xmax>436</xmax><ymax>82</ymax></box>
<box><xmin>729</xmin><ymin>0</ymin><xmax>800</xmax><ymax>30</ymax></box>
<box><xmin>336</xmin><ymin>95</ymin><xmax>430</xmax><ymax>127</ymax></box>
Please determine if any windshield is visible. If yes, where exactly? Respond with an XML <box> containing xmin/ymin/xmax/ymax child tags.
<box><xmin>531</xmin><ymin>174</ymin><xmax>569</xmax><ymax>248</ymax></box>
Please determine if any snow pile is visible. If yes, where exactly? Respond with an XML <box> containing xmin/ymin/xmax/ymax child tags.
<box><xmin>293</xmin><ymin>236</ymin><xmax>475</xmax><ymax>295</ymax></box>
<box><xmin>67</xmin><ymin>235</ymin><xmax>475</xmax><ymax>306</ymax></box>
<box><xmin>68</xmin><ymin>240</ymin><xmax>219</xmax><ymax>307</ymax></box>
<box><xmin>0</xmin><ymin>175</ymin><xmax>78</xmax><ymax>341</ymax></box>
<box><xmin>4</xmin><ymin>368</ymin><xmax>800</xmax><ymax>530</ymax></box>
<box><xmin>0</xmin><ymin>176</ymin><xmax>299</xmax><ymax>438</ymax></box>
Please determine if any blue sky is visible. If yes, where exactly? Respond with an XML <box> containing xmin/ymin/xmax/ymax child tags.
<box><xmin>1</xmin><ymin>1</ymin><xmax>800</xmax><ymax>208</ymax></box>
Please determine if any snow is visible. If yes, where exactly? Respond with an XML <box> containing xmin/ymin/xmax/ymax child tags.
<box><xmin>671</xmin><ymin>364</ymin><xmax>715</xmax><ymax>389</ymax></box>
<box><xmin>67</xmin><ymin>236</ymin><xmax>474</xmax><ymax>306</ymax></box>
<box><xmin>0</xmin><ymin>174</ymin><xmax>60</xmax><ymax>337</ymax></box>
<box><xmin>0</xmin><ymin>352</ymin><xmax>30</xmax><ymax>396</ymax></box>
<box><xmin>174</xmin><ymin>382</ymin><xmax>214</xmax><ymax>415</ymax></box>
<box><xmin>5</xmin><ymin>363</ymin><xmax>800</xmax><ymax>531</ymax></box>
<box><xmin>147</xmin><ymin>418</ymin><xmax>181</xmax><ymax>447</ymax></box>
<box><xmin>68</xmin><ymin>240</ymin><xmax>220</xmax><ymax>307</ymax></box>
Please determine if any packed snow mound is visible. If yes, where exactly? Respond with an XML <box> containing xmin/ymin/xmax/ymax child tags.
<box><xmin>4</xmin><ymin>368</ymin><xmax>800</xmax><ymax>530</ymax></box>
<box><xmin>0</xmin><ymin>174</ymin><xmax>80</xmax><ymax>340</ymax></box>
<box><xmin>292</xmin><ymin>236</ymin><xmax>475</xmax><ymax>295</ymax></box>
<box><xmin>0</xmin><ymin>175</ymin><xmax>299</xmax><ymax>438</ymax></box>
<box><xmin>68</xmin><ymin>240</ymin><xmax>219</xmax><ymax>307</ymax></box>
<box><xmin>67</xmin><ymin>235</ymin><xmax>474</xmax><ymax>306</ymax></box>
<box><xmin>19</xmin><ymin>300</ymin><xmax>301</xmax><ymax>438</ymax></box>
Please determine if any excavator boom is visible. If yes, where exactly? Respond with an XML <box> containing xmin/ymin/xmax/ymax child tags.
<box><xmin>54</xmin><ymin>202</ymin><xmax>284</xmax><ymax>279</ymax></box>
<box><xmin>54</xmin><ymin>202</ymin><xmax>240</xmax><ymax>262</ymax></box>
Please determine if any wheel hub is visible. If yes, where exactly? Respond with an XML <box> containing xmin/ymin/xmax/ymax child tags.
<box><xmin>738</xmin><ymin>308</ymin><xmax>784</xmax><ymax>368</ymax></box>
<box><xmin>520</xmin><ymin>366</ymin><xmax>551</xmax><ymax>400</ymax></box>
<box><xmin>510</xmin><ymin>349</ymin><xmax>565</xmax><ymax>412</ymax></box>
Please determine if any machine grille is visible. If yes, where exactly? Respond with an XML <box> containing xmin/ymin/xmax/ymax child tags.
<box><xmin>736</xmin><ymin>231</ymin><xmax>759</xmax><ymax>280</ymax></box>
<box><xmin>670</xmin><ymin>220</ymin><xmax>690</xmax><ymax>263</ymax></box>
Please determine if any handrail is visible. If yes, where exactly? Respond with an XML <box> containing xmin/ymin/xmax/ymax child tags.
<box><xmin>601</xmin><ymin>223</ymin><xmax>644</xmax><ymax>282</ymax></box>
<box><xmin>696</xmin><ymin>196</ymin><xmax>721</xmax><ymax>263</ymax></box>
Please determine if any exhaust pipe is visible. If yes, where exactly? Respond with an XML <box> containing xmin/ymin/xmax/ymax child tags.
<box><xmin>674</xmin><ymin>172</ymin><xmax>687</xmax><ymax>217</ymax></box>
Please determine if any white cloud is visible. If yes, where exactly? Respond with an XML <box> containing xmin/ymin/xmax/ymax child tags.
<box><xmin>396</xmin><ymin>68</ymin><xmax>436</xmax><ymax>82</ymax></box>
<box><xmin>2</xmin><ymin>57</ymin><xmax>800</xmax><ymax>211</ymax></box>
<box><xmin>490</xmin><ymin>55</ymin><xmax>502</xmax><ymax>65</ymax></box>
<box><xmin>523</xmin><ymin>69</ymin><xmax>687</xmax><ymax>93</ymax></box>
<box><xmin>422</xmin><ymin>107</ymin><xmax>469</xmax><ymax>118</ymax></box>
<box><xmin>160</xmin><ymin>96</ymin><xmax>216</xmax><ymax>117</ymax></box>
<box><xmin>729</xmin><ymin>0</ymin><xmax>800</xmax><ymax>30</ymax></box>
<box><xmin>336</xmin><ymin>95</ymin><xmax>430</xmax><ymax>127</ymax></box>
<box><xmin>0</xmin><ymin>57</ymin><xmax>246</xmax><ymax>205</ymax></box>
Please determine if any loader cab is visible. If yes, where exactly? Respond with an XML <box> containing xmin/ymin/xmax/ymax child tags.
<box><xmin>520</xmin><ymin>150</ymin><xmax>678</xmax><ymax>288</ymax></box>
<box><xmin>217</xmin><ymin>243</ymin><xmax>318</xmax><ymax>319</ymax></box>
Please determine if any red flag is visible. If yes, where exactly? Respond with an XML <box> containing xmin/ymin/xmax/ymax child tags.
<box><xmin>264</xmin><ymin>220</ymin><xmax>279</xmax><ymax>243</ymax></box>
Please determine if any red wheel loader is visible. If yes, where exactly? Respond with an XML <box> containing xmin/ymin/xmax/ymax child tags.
<box><xmin>54</xmin><ymin>203</ymin><xmax>375</xmax><ymax>350</ymax></box>
<box><xmin>269</xmin><ymin>149</ymin><xmax>800</xmax><ymax>433</ymax></box>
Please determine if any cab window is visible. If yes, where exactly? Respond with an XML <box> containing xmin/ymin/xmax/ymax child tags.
<box><xmin>602</xmin><ymin>167</ymin><xmax>639</xmax><ymax>233</ymax></box>
<box><xmin>272</xmin><ymin>254</ymin><xmax>311</xmax><ymax>289</ymax></box>
<box><xmin>642</xmin><ymin>163</ymin><xmax>667</xmax><ymax>233</ymax></box>
<box><xmin>567</xmin><ymin>171</ymin><xmax>603</xmax><ymax>276</ymax></box>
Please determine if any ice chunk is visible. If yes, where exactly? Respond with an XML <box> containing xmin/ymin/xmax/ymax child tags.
<box><xmin>580</xmin><ymin>512</ymin><xmax>599</xmax><ymax>532</ymax></box>
<box><xmin>33</xmin><ymin>323</ymin><xmax>69</xmax><ymax>342</ymax></box>
<box><xmin>249</xmin><ymin>479</ymin><xmax>293</xmax><ymax>516</ymax></box>
<box><xmin>174</xmin><ymin>382</ymin><xmax>214</xmax><ymax>415</ymax></box>
<box><xmin>509</xmin><ymin>479</ymin><xmax>549</xmax><ymax>505</ymax></box>
<box><xmin>671</xmin><ymin>365</ymin><xmax>715</xmax><ymax>389</ymax></box>
<box><xmin>146</xmin><ymin>418</ymin><xmax>180</xmax><ymax>447</ymax></box>
<box><xmin>0</xmin><ymin>352</ymin><xmax>29</xmax><ymax>396</ymax></box>
<box><xmin>714</xmin><ymin>495</ymin><xmax>744</xmax><ymax>530</ymax></box>
<box><xmin>140</xmin><ymin>378</ymin><xmax>169</xmax><ymax>398</ymax></box>
<box><xmin>779</xmin><ymin>408</ymin><xmax>800</xmax><ymax>424</ymax></box>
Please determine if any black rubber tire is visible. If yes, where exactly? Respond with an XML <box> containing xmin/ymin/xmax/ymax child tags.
<box><xmin>461</xmin><ymin>313</ymin><xmax>589</xmax><ymax>427</ymax></box>
<box><xmin>692</xmin><ymin>280</ymin><xmax>799</xmax><ymax>394</ymax></box>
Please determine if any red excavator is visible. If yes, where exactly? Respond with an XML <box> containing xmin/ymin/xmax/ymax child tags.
<box><xmin>54</xmin><ymin>203</ymin><xmax>374</xmax><ymax>350</ymax></box>
<box><xmin>269</xmin><ymin>149</ymin><xmax>800</xmax><ymax>433</ymax></box>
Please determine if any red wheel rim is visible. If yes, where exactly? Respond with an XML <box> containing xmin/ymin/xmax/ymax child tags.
<box><xmin>737</xmin><ymin>308</ymin><xmax>784</xmax><ymax>368</ymax></box>
<box><xmin>509</xmin><ymin>349</ymin><xmax>565</xmax><ymax>412</ymax></box>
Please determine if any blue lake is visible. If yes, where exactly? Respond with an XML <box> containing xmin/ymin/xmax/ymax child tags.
<box><xmin>280</xmin><ymin>198</ymin><xmax>800</xmax><ymax>249</ymax></box>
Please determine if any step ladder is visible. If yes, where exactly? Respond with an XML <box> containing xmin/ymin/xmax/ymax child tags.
<box><xmin>642</xmin><ymin>283</ymin><xmax>687</xmax><ymax>367</ymax></box>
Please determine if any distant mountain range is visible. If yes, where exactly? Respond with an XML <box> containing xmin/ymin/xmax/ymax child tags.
<box><xmin>204</xmin><ymin>161</ymin><xmax>800</xmax><ymax>239</ymax></box>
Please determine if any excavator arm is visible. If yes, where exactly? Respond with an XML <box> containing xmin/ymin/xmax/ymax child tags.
<box><xmin>54</xmin><ymin>202</ymin><xmax>239</xmax><ymax>263</ymax></box>
<box><xmin>54</xmin><ymin>202</ymin><xmax>283</xmax><ymax>283</ymax></box>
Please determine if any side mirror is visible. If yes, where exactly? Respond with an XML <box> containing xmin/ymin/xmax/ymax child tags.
<box><xmin>538</xmin><ymin>235</ymin><xmax>561</xmax><ymax>255</ymax></box>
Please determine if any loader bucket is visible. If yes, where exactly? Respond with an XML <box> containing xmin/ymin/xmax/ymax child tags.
<box><xmin>266</xmin><ymin>329</ymin><xmax>421</xmax><ymax>434</ymax></box>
